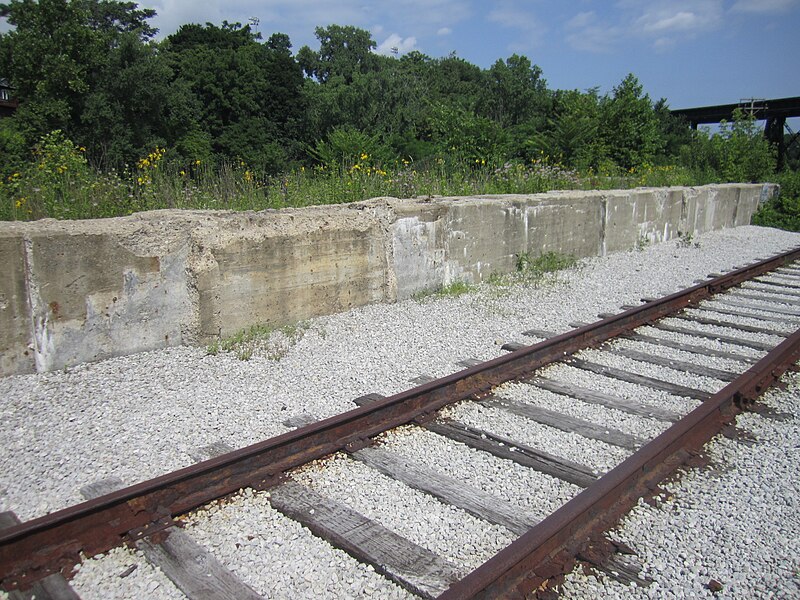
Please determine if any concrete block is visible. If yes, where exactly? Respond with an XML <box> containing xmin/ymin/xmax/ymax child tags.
<box><xmin>442</xmin><ymin>200</ymin><xmax>527</xmax><ymax>283</ymax></box>
<box><xmin>603</xmin><ymin>188</ymin><xmax>685</xmax><ymax>253</ymax></box>
<box><xmin>522</xmin><ymin>194</ymin><xmax>605</xmax><ymax>258</ymax></box>
<box><xmin>390</xmin><ymin>194</ymin><xmax>603</xmax><ymax>299</ymax></box>
<box><xmin>390</xmin><ymin>203</ymin><xmax>448</xmax><ymax>299</ymax></box>
<box><xmin>0</xmin><ymin>234</ymin><xmax>34</xmax><ymax>374</ymax></box>
<box><xmin>192</xmin><ymin>209</ymin><xmax>389</xmax><ymax>340</ymax></box>
<box><xmin>24</xmin><ymin>224</ymin><xmax>193</xmax><ymax>372</ymax></box>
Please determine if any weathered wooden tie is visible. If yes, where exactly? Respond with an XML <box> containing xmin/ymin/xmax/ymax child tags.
<box><xmin>710</xmin><ymin>296</ymin><xmax>800</xmax><ymax>317</ymax></box>
<box><xmin>674</xmin><ymin>311</ymin><xmax>789</xmax><ymax>337</ymax></box>
<box><xmin>478</xmin><ymin>395</ymin><xmax>645</xmax><ymax>450</ymax></box>
<box><xmin>726</xmin><ymin>289</ymin><xmax>800</xmax><ymax>307</ymax></box>
<box><xmin>81</xmin><ymin>477</ymin><xmax>263</xmax><ymax>600</ymax></box>
<box><xmin>687</xmin><ymin>303</ymin><xmax>799</xmax><ymax>325</ymax></box>
<box><xmin>618</xmin><ymin>330</ymin><xmax>758</xmax><ymax>364</ymax></box>
<box><xmin>649</xmin><ymin>321</ymin><xmax>774</xmax><ymax>351</ymax></box>
<box><xmin>529</xmin><ymin>377</ymin><xmax>682</xmax><ymax>422</ymax></box>
<box><xmin>268</xmin><ymin>482</ymin><xmax>461</xmax><ymax>600</ymax></box>
<box><xmin>352</xmin><ymin>393</ymin><xmax>598</xmax><ymax>489</ymax></box>
<box><xmin>425</xmin><ymin>421</ymin><xmax>598</xmax><ymax>488</ymax></box>
<box><xmin>352</xmin><ymin>446</ymin><xmax>539</xmax><ymax>536</ymax></box>
<box><xmin>568</xmin><ymin>358</ymin><xmax>712</xmax><ymax>401</ymax></box>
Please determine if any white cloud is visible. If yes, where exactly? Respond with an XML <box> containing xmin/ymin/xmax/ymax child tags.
<box><xmin>375</xmin><ymin>33</ymin><xmax>418</xmax><ymax>55</ymax></box>
<box><xmin>566</xmin><ymin>1</ymin><xmax>724</xmax><ymax>53</ymax></box>
<box><xmin>381</xmin><ymin>0</ymin><xmax>472</xmax><ymax>35</ymax></box>
<box><xmin>487</xmin><ymin>0</ymin><xmax>548</xmax><ymax>51</ymax></box>
<box><xmin>652</xmin><ymin>36</ymin><xmax>676</xmax><ymax>51</ymax></box>
<box><xmin>631</xmin><ymin>1</ymin><xmax>723</xmax><ymax>34</ymax></box>
<box><xmin>437</xmin><ymin>27</ymin><xmax>452</xmax><ymax>35</ymax></box>
<box><xmin>637</xmin><ymin>10</ymin><xmax>705</xmax><ymax>32</ymax></box>
<box><xmin>566</xmin><ymin>11</ymin><xmax>596</xmax><ymax>30</ymax></box>
<box><xmin>731</xmin><ymin>0</ymin><xmax>798</xmax><ymax>13</ymax></box>
<box><xmin>565</xmin><ymin>10</ymin><xmax>623</xmax><ymax>53</ymax></box>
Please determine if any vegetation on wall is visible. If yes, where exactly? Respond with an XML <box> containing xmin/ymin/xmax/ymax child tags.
<box><xmin>0</xmin><ymin>0</ymin><xmax>795</xmax><ymax>228</ymax></box>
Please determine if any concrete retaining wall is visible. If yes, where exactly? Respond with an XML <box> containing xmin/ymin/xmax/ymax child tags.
<box><xmin>0</xmin><ymin>184</ymin><xmax>775</xmax><ymax>376</ymax></box>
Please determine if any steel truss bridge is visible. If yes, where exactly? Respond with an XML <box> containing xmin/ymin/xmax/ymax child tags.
<box><xmin>672</xmin><ymin>96</ymin><xmax>800</xmax><ymax>170</ymax></box>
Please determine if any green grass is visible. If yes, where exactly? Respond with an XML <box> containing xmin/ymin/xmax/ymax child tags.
<box><xmin>676</xmin><ymin>231</ymin><xmax>700</xmax><ymax>248</ymax></box>
<box><xmin>412</xmin><ymin>279</ymin><xmax>475</xmax><ymax>301</ymax></box>
<box><xmin>516</xmin><ymin>251</ymin><xmax>578</xmax><ymax>275</ymax></box>
<box><xmin>412</xmin><ymin>252</ymin><xmax>579</xmax><ymax>302</ymax></box>
<box><xmin>5</xmin><ymin>141</ymin><xmax>793</xmax><ymax>230</ymax></box>
<box><xmin>510</xmin><ymin>251</ymin><xmax>579</xmax><ymax>285</ymax></box>
<box><xmin>206</xmin><ymin>321</ymin><xmax>308</xmax><ymax>361</ymax></box>
<box><xmin>1</xmin><ymin>151</ymin><xmax>709</xmax><ymax>222</ymax></box>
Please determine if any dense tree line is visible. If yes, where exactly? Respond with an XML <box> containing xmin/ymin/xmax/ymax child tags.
<box><xmin>1</xmin><ymin>0</ymin><xmax>786</xmax><ymax>189</ymax></box>
<box><xmin>0</xmin><ymin>0</ymin><xmax>699</xmax><ymax>176</ymax></box>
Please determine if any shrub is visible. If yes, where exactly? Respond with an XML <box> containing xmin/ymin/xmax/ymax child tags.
<box><xmin>680</xmin><ymin>109</ymin><xmax>776</xmax><ymax>183</ymax></box>
<box><xmin>752</xmin><ymin>169</ymin><xmax>800</xmax><ymax>232</ymax></box>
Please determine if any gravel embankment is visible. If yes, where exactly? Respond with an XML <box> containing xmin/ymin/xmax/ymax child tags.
<box><xmin>1</xmin><ymin>224</ymin><xmax>799</xmax><ymax>599</ymax></box>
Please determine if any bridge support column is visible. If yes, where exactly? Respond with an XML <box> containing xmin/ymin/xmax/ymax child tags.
<box><xmin>765</xmin><ymin>116</ymin><xmax>786</xmax><ymax>171</ymax></box>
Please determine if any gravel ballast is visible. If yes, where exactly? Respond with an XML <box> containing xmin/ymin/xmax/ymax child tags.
<box><xmin>559</xmin><ymin>370</ymin><xmax>800</xmax><ymax>600</ymax></box>
<box><xmin>1</xmin><ymin>224</ymin><xmax>799</xmax><ymax>599</ymax></box>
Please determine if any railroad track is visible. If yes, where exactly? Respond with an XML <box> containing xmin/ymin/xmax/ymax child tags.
<box><xmin>2</xmin><ymin>247</ymin><xmax>800</xmax><ymax>600</ymax></box>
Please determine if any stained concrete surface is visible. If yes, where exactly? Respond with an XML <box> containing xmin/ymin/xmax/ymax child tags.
<box><xmin>0</xmin><ymin>184</ymin><xmax>775</xmax><ymax>376</ymax></box>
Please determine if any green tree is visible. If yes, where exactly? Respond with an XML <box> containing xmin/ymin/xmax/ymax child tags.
<box><xmin>163</xmin><ymin>23</ymin><xmax>306</xmax><ymax>170</ymax></box>
<box><xmin>598</xmin><ymin>73</ymin><xmax>663</xmax><ymax>170</ymax></box>
<box><xmin>479</xmin><ymin>54</ymin><xmax>549</xmax><ymax>129</ymax></box>
<box><xmin>529</xmin><ymin>88</ymin><xmax>606</xmax><ymax>168</ymax></box>
<box><xmin>297</xmin><ymin>25</ymin><xmax>377</xmax><ymax>84</ymax></box>
<box><xmin>0</xmin><ymin>118</ymin><xmax>28</xmax><ymax>180</ymax></box>
<box><xmin>425</xmin><ymin>53</ymin><xmax>484</xmax><ymax>110</ymax></box>
<box><xmin>681</xmin><ymin>109</ymin><xmax>775</xmax><ymax>182</ymax></box>
<box><xmin>80</xmin><ymin>32</ymin><xmax>195</xmax><ymax>168</ymax></box>
<box><xmin>428</xmin><ymin>103</ymin><xmax>508</xmax><ymax>164</ymax></box>
<box><xmin>0</xmin><ymin>0</ymin><xmax>157</xmax><ymax>147</ymax></box>
<box><xmin>653</xmin><ymin>98</ymin><xmax>693</xmax><ymax>163</ymax></box>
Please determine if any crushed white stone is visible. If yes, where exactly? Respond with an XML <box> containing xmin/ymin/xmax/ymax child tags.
<box><xmin>69</xmin><ymin>546</ymin><xmax>184</xmax><ymax>600</ymax></box>
<box><xmin>1</xmin><ymin>224</ymin><xmax>799</xmax><ymax>599</ymax></box>
<box><xmin>558</xmin><ymin>370</ymin><xmax>800</xmax><ymax>600</ymax></box>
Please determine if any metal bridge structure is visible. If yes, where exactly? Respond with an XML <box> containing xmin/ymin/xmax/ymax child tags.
<box><xmin>671</xmin><ymin>96</ymin><xmax>800</xmax><ymax>170</ymax></box>
<box><xmin>0</xmin><ymin>79</ymin><xmax>18</xmax><ymax>118</ymax></box>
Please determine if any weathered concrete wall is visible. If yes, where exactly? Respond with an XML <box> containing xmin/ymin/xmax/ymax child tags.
<box><xmin>0</xmin><ymin>214</ymin><xmax>197</xmax><ymax>373</ymax></box>
<box><xmin>0</xmin><ymin>236</ymin><xmax>32</xmax><ymax>375</ymax></box>
<box><xmin>0</xmin><ymin>184</ymin><xmax>775</xmax><ymax>376</ymax></box>
<box><xmin>189</xmin><ymin>207</ymin><xmax>390</xmax><ymax>340</ymax></box>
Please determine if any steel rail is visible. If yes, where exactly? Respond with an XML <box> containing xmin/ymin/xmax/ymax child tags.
<box><xmin>437</xmin><ymin>326</ymin><xmax>800</xmax><ymax>600</ymax></box>
<box><xmin>1</xmin><ymin>246</ymin><xmax>799</xmax><ymax>591</ymax></box>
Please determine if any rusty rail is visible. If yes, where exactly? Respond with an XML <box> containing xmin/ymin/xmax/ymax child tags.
<box><xmin>1</xmin><ymin>247</ymin><xmax>799</xmax><ymax>591</ymax></box>
<box><xmin>437</xmin><ymin>327</ymin><xmax>800</xmax><ymax>599</ymax></box>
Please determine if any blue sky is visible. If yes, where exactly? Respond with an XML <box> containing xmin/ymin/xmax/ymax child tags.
<box><xmin>2</xmin><ymin>0</ymin><xmax>799</xmax><ymax>111</ymax></box>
